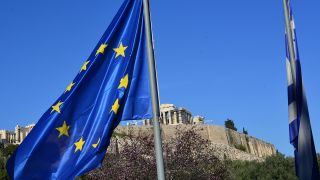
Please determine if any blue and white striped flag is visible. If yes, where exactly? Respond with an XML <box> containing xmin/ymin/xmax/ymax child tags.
<box><xmin>285</xmin><ymin>0</ymin><xmax>319</xmax><ymax>179</ymax></box>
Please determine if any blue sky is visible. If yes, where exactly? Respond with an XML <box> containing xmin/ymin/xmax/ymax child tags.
<box><xmin>0</xmin><ymin>0</ymin><xmax>320</xmax><ymax>156</ymax></box>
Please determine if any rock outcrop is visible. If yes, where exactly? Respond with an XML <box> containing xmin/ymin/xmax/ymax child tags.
<box><xmin>113</xmin><ymin>124</ymin><xmax>277</xmax><ymax>161</ymax></box>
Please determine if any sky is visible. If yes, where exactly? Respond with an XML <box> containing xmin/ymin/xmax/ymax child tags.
<box><xmin>0</xmin><ymin>0</ymin><xmax>320</xmax><ymax>156</ymax></box>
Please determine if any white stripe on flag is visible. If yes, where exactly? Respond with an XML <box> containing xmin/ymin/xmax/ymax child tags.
<box><xmin>286</xmin><ymin>58</ymin><xmax>293</xmax><ymax>85</ymax></box>
<box><xmin>288</xmin><ymin>102</ymin><xmax>297</xmax><ymax>123</ymax></box>
<box><xmin>290</xmin><ymin>20</ymin><xmax>295</xmax><ymax>30</ymax></box>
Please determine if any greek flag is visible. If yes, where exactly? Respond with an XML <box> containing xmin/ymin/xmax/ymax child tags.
<box><xmin>285</xmin><ymin>0</ymin><xmax>319</xmax><ymax>179</ymax></box>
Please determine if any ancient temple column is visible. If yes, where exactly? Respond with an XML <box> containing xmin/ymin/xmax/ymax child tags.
<box><xmin>178</xmin><ymin>111</ymin><xmax>182</xmax><ymax>124</ymax></box>
<box><xmin>173</xmin><ymin>111</ymin><xmax>177</xmax><ymax>124</ymax></box>
<box><xmin>168</xmin><ymin>111</ymin><xmax>172</xmax><ymax>125</ymax></box>
<box><xmin>16</xmin><ymin>126</ymin><xmax>21</xmax><ymax>143</ymax></box>
<box><xmin>20</xmin><ymin>131</ymin><xmax>24</xmax><ymax>143</ymax></box>
<box><xmin>162</xmin><ymin>112</ymin><xmax>166</xmax><ymax>124</ymax></box>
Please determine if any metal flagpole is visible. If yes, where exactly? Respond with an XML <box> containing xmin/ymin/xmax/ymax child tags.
<box><xmin>282</xmin><ymin>0</ymin><xmax>297</xmax><ymax>84</ymax></box>
<box><xmin>142</xmin><ymin>0</ymin><xmax>166</xmax><ymax>180</ymax></box>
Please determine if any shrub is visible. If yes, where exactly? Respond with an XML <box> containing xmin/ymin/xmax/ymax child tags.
<box><xmin>225</xmin><ymin>119</ymin><xmax>237</xmax><ymax>131</ymax></box>
<box><xmin>85</xmin><ymin>127</ymin><xmax>230</xmax><ymax>180</ymax></box>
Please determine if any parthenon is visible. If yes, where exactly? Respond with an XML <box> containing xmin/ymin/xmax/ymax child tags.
<box><xmin>143</xmin><ymin>104</ymin><xmax>204</xmax><ymax>125</ymax></box>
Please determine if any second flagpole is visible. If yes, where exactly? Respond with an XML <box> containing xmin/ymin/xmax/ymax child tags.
<box><xmin>142</xmin><ymin>0</ymin><xmax>166</xmax><ymax>179</ymax></box>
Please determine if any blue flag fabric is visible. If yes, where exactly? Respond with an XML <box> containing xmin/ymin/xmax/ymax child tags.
<box><xmin>6</xmin><ymin>0</ymin><xmax>152</xmax><ymax>179</ymax></box>
<box><xmin>285</xmin><ymin>0</ymin><xmax>320</xmax><ymax>179</ymax></box>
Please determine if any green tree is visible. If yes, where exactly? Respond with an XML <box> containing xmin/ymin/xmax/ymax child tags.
<box><xmin>242</xmin><ymin>127</ymin><xmax>248</xmax><ymax>135</ymax></box>
<box><xmin>228</xmin><ymin>153</ymin><xmax>297</xmax><ymax>180</ymax></box>
<box><xmin>0</xmin><ymin>158</ymin><xmax>9</xmax><ymax>180</ymax></box>
<box><xmin>225</xmin><ymin>119</ymin><xmax>237</xmax><ymax>131</ymax></box>
<box><xmin>0</xmin><ymin>144</ymin><xmax>18</xmax><ymax>180</ymax></box>
<box><xmin>1</xmin><ymin>144</ymin><xmax>18</xmax><ymax>157</ymax></box>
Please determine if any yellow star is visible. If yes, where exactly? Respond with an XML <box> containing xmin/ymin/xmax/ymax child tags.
<box><xmin>118</xmin><ymin>74</ymin><xmax>129</xmax><ymax>89</ymax></box>
<box><xmin>51</xmin><ymin>101</ymin><xmax>63</xmax><ymax>114</ymax></box>
<box><xmin>111</xmin><ymin>99</ymin><xmax>120</xmax><ymax>114</ymax></box>
<box><xmin>56</xmin><ymin>121</ymin><xmax>70</xmax><ymax>138</ymax></box>
<box><xmin>65</xmin><ymin>82</ymin><xmax>75</xmax><ymax>93</ymax></box>
<box><xmin>74</xmin><ymin>137</ymin><xmax>85</xmax><ymax>153</ymax></box>
<box><xmin>95</xmin><ymin>43</ymin><xmax>108</xmax><ymax>56</ymax></box>
<box><xmin>113</xmin><ymin>42</ymin><xmax>128</xmax><ymax>58</ymax></box>
<box><xmin>80</xmin><ymin>61</ymin><xmax>90</xmax><ymax>73</ymax></box>
<box><xmin>92</xmin><ymin>138</ymin><xmax>100</xmax><ymax>149</ymax></box>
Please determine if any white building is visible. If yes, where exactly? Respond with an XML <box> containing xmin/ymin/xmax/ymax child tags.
<box><xmin>193</xmin><ymin>116</ymin><xmax>205</xmax><ymax>125</ymax></box>
<box><xmin>0</xmin><ymin>130</ymin><xmax>16</xmax><ymax>144</ymax></box>
<box><xmin>15</xmin><ymin>124</ymin><xmax>35</xmax><ymax>144</ymax></box>
<box><xmin>143</xmin><ymin>104</ymin><xmax>204</xmax><ymax>126</ymax></box>
<box><xmin>0</xmin><ymin>124</ymin><xmax>35</xmax><ymax>144</ymax></box>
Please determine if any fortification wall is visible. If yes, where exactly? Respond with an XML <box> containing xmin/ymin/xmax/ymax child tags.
<box><xmin>114</xmin><ymin>124</ymin><xmax>277</xmax><ymax>161</ymax></box>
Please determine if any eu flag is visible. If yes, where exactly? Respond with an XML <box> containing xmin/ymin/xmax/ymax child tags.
<box><xmin>6</xmin><ymin>0</ymin><xmax>152</xmax><ymax>179</ymax></box>
<box><xmin>284</xmin><ymin>0</ymin><xmax>319</xmax><ymax>179</ymax></box>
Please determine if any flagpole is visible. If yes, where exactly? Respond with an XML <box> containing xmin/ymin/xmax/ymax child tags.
<box><xmin>282</xmin><ymin>0</ymin><xmax>297</xmax><ymax>84</ymax></box>
<box><xmin>142</xmin><ymin>0</ymin><xmax>166</xmax><ymax>180</ymax></box>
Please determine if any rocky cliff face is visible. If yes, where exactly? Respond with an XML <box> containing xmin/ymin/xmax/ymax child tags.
<box><xmin>113</xmin><ymin>124</ymin><xmax>277</xmax><ymax>161</ymax></box>
<box><xmin>224</xmin><ymin>128</ymin><xmax>277</xmax><ymax>158</ymax></box>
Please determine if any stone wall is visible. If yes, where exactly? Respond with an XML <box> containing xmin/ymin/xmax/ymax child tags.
<box><xmin>210</xmin><ymin>143</ymin><xmax>263</xmax><ymax>161</ymax></box>
<box><xmin>224</xmin><ymin>128</ymin><xmax>276</xmax><ymax>158</ymax></box>
<box><xmin>114</xmin><ymin>124</ymin><xmax>277</xmax><ymax>161</ymax></box>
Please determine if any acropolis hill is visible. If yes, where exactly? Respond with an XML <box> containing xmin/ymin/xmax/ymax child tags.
<box><xmin>113</xmin><ymin>104</ymin><xmax>277</xmax><ymax>161</ymax></box>
<box><xmin>114</xmin><ymin>124</ymin><xmax>277</xmax><ymax>161</ymax></box>
<box><xmin>1</xmin><ymin>104</ymin><xmax>277</xmax><ymax>161</ymax></box>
